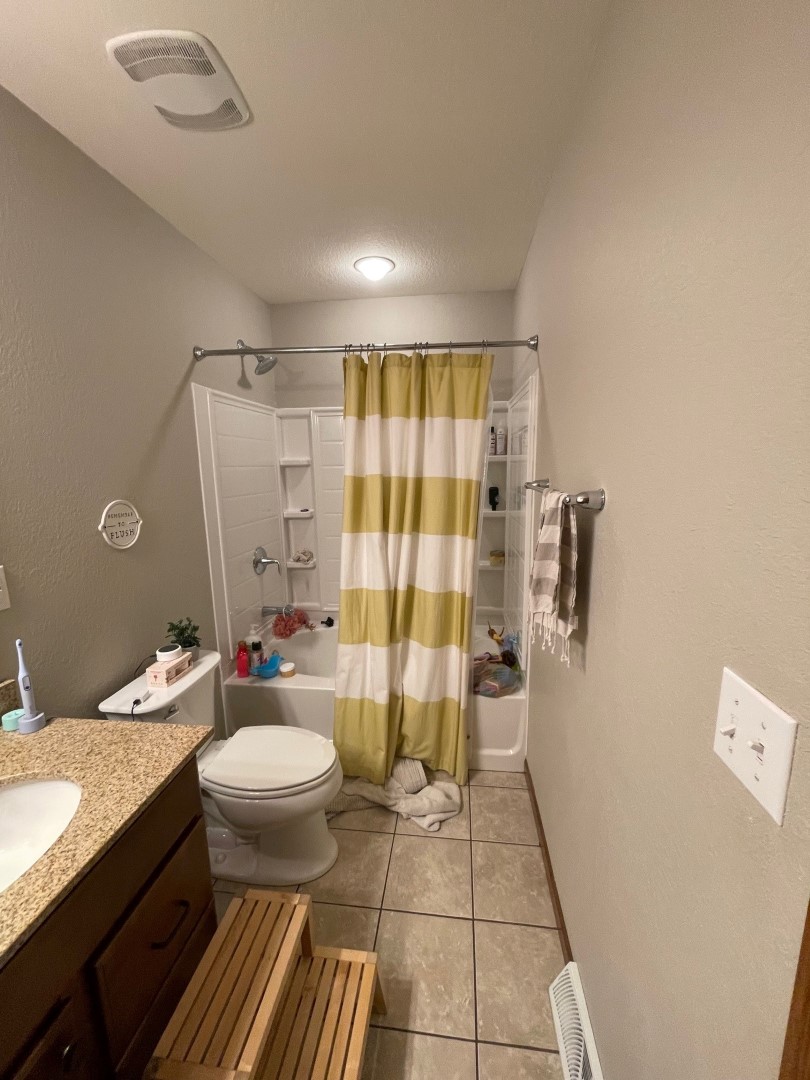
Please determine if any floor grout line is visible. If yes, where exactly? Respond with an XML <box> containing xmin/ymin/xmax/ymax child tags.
<box><xmin>469</xmin><ymin>824</ymin><xmax>480</xmax><ymax>1080</ymax></box>
<box><xmin>373</xmin><ymin>821</ymin><xmax>397</xmax><ymax>952</ymax></box>
<box><xmin>331</xmin><ymin>826</ymin><xmax>542</xmax><ymax>849</ymax></box>
<box><xmin>368</xmin><ymin>1021</ymin><xmax>561</xmax><ymax>1057</ymax></box>
<box><xmin>307</xmin><ymin>897</ymin><xmax>558</xmax><ymax>932</ymax></box>
<box><xmin>469</xmin><ymin>784</ymin><xmax>529</xmax><ymax>791</ymax></box>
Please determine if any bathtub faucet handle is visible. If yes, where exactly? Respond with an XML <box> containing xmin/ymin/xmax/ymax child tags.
<box><xmin>253</xmin><ymin>547</ymin><xmax>281</xmax><ymax>576</ymax></box>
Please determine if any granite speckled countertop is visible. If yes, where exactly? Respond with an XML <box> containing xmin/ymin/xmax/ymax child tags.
<box><xmin>0</xmin><ymin>717</ymin><xmax>211</xmax><ymax>968</ymax></box>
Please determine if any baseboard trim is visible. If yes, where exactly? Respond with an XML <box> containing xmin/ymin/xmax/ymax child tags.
<box><xmin>524</xmin><ymin>759</ymin><xmax>573</xmax><ymax>963</ymax></box>
<box><xmin>780</xmin><ymin>896</ymin><xmax>810</xmax><ymax>1079</ymax></box>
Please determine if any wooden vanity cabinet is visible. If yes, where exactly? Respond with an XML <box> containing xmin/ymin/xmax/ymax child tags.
<box><xmin>9</xmin><ymin>975</ymin><xmax>106</xmax><ymax>1080</ymax></box>
<box><xmin>0</xmin><ymin>759</ymin><xmax>215</xmax><ymax>1080</ymax></box>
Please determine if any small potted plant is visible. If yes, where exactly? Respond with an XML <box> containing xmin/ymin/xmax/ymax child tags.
<box><xmin>166</xmin><ymin>617</ymin><xmax>201</xmax><ymax>661</ymax></box>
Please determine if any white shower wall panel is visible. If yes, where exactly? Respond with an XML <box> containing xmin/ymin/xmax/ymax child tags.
<box><xmin>211</xmin><ymin>397</ymin><xmax>283</xmax><ymax>651</ymax></box>
<box><xmin>313</xmin><ymin>411</ymin><xmax>344</xmax><ymax>610</ymax></box>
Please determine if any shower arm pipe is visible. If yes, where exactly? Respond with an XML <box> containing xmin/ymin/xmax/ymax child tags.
<box><xmin>192</xmin><ymin>335</ymin><xmax>538</xmax><ymax>361</ymax></box>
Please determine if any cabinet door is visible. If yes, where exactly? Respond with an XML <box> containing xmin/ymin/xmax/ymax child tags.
<box><xmin>93</xmin><ymin>819</ymin><xmax>212</xmax><ymax>1067</ymax></box>
<box><xmin>11</xmin><ymin>980</ymin><xmax>107</xmax><ymax>1080</ymax></box>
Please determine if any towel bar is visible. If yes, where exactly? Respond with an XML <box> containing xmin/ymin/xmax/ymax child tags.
<box><xmin>524</xmin><ymin>480</ymin><xmax>605</xmax><ymax>511</ymax></box>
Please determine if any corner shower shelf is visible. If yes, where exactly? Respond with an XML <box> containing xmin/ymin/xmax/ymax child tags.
<box><xmin>483</xmin><ymin>510</ymin><xmax>506</xmax><ymax>518</ymax></box>
<box><xmin>478</xmin><ymin>561</ymin><xmax>505</xmax><ymax>570</ymax></box>
<box><xmin>287</xmin><ymin>560</ymin><xmax>317</xmax><ymax>570</ymax></box>
<box><xmin>283</xmin><ymin>509</ymin><xmax>315</xmax><ymax>519</ymax></box>
<box><xmin>279</xmin><ymin>457</ymin><xmax>312</xmax><ymax>467</ymax></box>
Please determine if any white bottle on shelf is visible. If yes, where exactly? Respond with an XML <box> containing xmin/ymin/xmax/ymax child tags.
<box><xmin>496</xmin><ymin>427</ymin><xmax>507</xmax><ymax>455</ymax></box>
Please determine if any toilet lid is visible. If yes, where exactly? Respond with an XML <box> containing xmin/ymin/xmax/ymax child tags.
<box><xmin>200</xmin><ymin>726</ymin><xmax>337</xmax><ymax>794</ymax></box>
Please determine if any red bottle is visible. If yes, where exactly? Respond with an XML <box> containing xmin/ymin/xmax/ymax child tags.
<box><xmin>236</xmin><ymin>639</ymin><xmax>249</xmax><ymax>678</ymax></box>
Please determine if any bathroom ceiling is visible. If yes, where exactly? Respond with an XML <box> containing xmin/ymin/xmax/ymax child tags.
<box><xmin>0</xmin><ymin>1</ymin><xmax>607</xmax><ymax>304</ymax></box>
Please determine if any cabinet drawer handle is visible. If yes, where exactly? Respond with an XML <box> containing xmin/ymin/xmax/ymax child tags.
<box><xmin>150</xmin><ymin>899</ymin><xmax>191</xmax><ymax>949</ymax></box>
<box><xmin>61</xmin><ymin>1039</ymin><xmax>77</xmax><ymax>1073</ymax></box>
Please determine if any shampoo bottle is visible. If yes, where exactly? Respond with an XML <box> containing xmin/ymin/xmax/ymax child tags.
<box><xmin>236</xmin><ymin>640</ymin><xmax>250</xmax><ymax>678</ymax></box>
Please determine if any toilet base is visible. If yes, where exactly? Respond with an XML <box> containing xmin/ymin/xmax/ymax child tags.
<box><xmin>206</xmin><ymin>810</ymin><xmax>338</xmax><ymax>887</ymax></box>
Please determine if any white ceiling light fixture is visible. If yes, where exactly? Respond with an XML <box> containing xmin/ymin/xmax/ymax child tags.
<box><xmin>106</xmin><ymin>30</ymin><xmax>250</xmax><ymax>131</ymax></box>
<box><xmin>354</xmin><ymin>256</ymin><xmax>396</xmax><ymax>281</ymax></box>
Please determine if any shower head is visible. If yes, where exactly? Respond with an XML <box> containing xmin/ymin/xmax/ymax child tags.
<box><xmin>233</xmin><ymin>339</ymin><xmax>278</xmax><ymax>376</ymax></box>
<box><xmin>254</xmin><ymin>353</ymin><xmax>278</xmax><ymax>375</ymax></box>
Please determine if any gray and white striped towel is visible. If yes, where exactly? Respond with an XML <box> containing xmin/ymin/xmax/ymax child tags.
<box><xmin>529</xmin><ymin>489</ymin><xmax>578</xmax><ymax>664</ymax></box>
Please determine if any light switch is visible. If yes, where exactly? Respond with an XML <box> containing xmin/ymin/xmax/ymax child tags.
<box><xmin>0</xmin><ymin>566</ymin><xmax>10</xmax><ymax>611</ymax></box>
<box><xmin>713</xmin><ymin>668</ymin><xmax>798</xmax><ymax>825</ymax></box>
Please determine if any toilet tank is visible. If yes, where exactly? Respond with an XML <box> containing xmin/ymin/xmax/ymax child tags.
<box><xmin>99</xmin><ymin>650</ymin><xmax>221</xmax><ymax>726</ymax></box>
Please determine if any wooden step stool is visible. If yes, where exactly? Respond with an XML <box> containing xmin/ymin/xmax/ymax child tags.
<box><xmin>146</xmin><ymin>889</ymin><xmax>386</xmax><ymax>1080</ymax></box>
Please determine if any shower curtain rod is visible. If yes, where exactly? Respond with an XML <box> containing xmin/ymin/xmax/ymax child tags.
<box><xmin>192</xmin><ymin>335</ymin><xmax>538</xmax><ymax>361</ymax></box>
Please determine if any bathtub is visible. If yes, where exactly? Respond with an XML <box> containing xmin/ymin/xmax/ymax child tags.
<box><xmin>469</xmin><ymin>627</ymin><xmax>527</xmax><ymax>772</ymax></box>
<box><xmin>225</xmin><ymin>624</ymin><xmax>338</xmax><ymax>739</ymax></box>
<box><xmin>224</xmin><ymin>622</ymin><xmax>526</xmax><ymax>772</ymax></box>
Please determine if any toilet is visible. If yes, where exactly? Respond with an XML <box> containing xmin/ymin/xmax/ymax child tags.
<box><xmin>99</xmin><ymin>650</ymin><xmax>342</xmax><ymax>886</ymax></box>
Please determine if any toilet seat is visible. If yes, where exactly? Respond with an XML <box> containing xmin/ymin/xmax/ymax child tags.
<box><xmin>199</xmin><ymin>726</ymin><xmax>338</xmax><ymax>801</ymax></box>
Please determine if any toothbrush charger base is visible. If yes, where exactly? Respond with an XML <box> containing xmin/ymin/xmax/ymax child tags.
<box><xmin>18</xmin><ymin>711</ymin><xmax>46</xmax><ymax>734</ymax></box>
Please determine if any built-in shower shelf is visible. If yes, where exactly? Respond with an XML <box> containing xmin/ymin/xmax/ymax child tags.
<box><xmin>279</xmin><ymin>457</ymin><xmax>312</xmax><ymax>466</ymax></box>
<box><xmin>483</xmin><ymin>510</ymin><xmax>506</xmax><ymax>518</ymax></box>
<box><xmin>478</xmin><ymin>561</ymin><xmax>505</xmax><ymax>570</ymax></box>
<box><xmin>476</xmin><ymin>606</ymin><xmax>505</xmax><ymax>619</ymax></box>
<box><xmin>287</xmin><ymin>559</ymin><xmax>317</xmax><ymax>570</ymax></box>
<box><xmin>283</xmin><ymin>509</ymin><xmax>315</xmax><ymax>519</ymax></box>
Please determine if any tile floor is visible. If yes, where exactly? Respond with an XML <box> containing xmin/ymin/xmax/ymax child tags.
<box><xmin>213</xmin><ymin>770</ymin><xmax>564</xmax><ymax>1080</ymax></box>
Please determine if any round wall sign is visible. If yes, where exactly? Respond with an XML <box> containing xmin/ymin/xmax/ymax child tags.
<box><xmin>98</xmin><ymin>500</ymin><xmax>142</xmax><ymax>549</ymax></box>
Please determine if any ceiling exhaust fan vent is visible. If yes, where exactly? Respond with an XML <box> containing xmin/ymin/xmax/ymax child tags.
<box><xmin>112</xmin><ymin>36</ymin><xmax>215</xmax><ymax>81</ymax></box>
<box><xmin>156</xmin><ymin>98</ymin><xmax>244</xmax><ymax>132</ymax></box>
<box><xmin>106</xmin><ymin>30</ymin><xmax>250</xmax><ymax>131</ymax></box>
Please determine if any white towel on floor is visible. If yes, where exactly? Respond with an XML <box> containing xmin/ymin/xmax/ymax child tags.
<box><xmin>391</xmin><ymin>756</ymin><xmax>427</xmax><ymax>794</ymax></box>
<box><xmin>327</xmin><ymin>769</ymin><xmax>461</xmax><ymax>832</ymax></box>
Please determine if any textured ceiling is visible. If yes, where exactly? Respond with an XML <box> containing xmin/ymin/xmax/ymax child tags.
<box><xmin>0</xmin><ymin>1</ymin><xmax>607</xmax><ymax>303</ymax></box>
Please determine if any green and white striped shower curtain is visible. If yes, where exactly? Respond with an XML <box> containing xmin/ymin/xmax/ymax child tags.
<box><xmin>334</xmin><ymin>350</ymin><xmax>493</xmax><ymax>785</ymax></box>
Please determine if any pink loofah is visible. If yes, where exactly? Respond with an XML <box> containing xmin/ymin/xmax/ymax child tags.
<box><xmin>272</xmin><ymin>608</ymin><xmax>315</xmax><ymax>639</ymax></box>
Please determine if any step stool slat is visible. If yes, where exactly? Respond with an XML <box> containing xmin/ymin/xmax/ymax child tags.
<box><xmin>154</xmin><ymin>900</ymin><xmax>246</xmax><ymax>1059</ymax></box>
<box><xmin>278</xmin><ymin>956</ymin><xmax>325</xmax><ymax>1080</ymax></box>
<box><xmin>259</xmin><ymin>953</ymin><xmax>314</xmax><ymax>1079</ymax></box>
<box><xmin>294</xmin><ymin>957</ymin><xmax>338</xmax><ymax>1079</ymax></box>
<box><xmin>343</xmin><ymin>966</ymin><xmax>376</xmax><ymax>1079</ymax></box>
<box><xmin>234</xmin><ymin>901</ymin><xmax>310</xmax><ymax>1072</ymax></box>
<box><xmin>200</xmin><ymin>901</ymin><xmax>288</xmax><ymax>1066</ymax></box>
<box><xmin>171</xmin><ymin>898</ymin><xmax>259</xmax><ymax>1059</ymax></box>
<box><xmin>325</xmin><ymin>961</ymin><xmax>363</xmax><ymax>1080</ymax></box>
<box><xmin>308</xmin><ymin>960</ymin><xmax>350</xmax><ymax>1080</ymax></box>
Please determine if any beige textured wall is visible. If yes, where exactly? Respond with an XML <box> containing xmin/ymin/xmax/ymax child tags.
<box><xmin>270</xmin><ymin>291</ymin><xmax>515</xmax><ymax>406</ymax></box>
<box><xmin>0</xmin><ymin>88</ymin><xmax>275</xmax><ymax>718</ymax></box>
<box><xmin>515</xmin><ymin>2</ymin><xmax>810</xmax><ymax>1077</ymax></box>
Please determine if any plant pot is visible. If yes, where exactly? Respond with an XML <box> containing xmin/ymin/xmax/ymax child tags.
<box><xmin>186</xmin><ymin>645</ymin><xmax>200</xmax><ymax>662</ymax></box>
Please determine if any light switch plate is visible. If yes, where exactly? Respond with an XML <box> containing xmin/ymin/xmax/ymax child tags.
<box><xmin>714</xmin><ymin>667</ymin><xmax>797</xmax><ymax>825</ymax></box>
<box><xmin>0</xmin><ymin>566</ymin><xmax>10</xmax><ymax>611</ymax></box>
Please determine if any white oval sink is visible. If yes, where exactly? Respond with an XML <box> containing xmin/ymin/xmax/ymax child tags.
<box><xmin>0</xmin><ymin>779</ymin><xmax>82</xmax><ymax>893</ymax></box>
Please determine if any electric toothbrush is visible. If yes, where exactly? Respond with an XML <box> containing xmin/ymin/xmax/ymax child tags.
<box><xmin>15</xmin><ymin>638</ymin><xmax>46</xmax><ymax>734</ymax></box>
